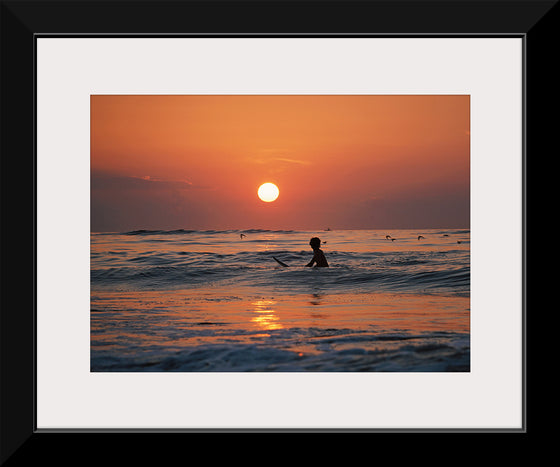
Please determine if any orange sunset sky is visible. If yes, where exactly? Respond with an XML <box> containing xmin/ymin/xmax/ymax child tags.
<box><xmin>91</xmin><ymin>95</ymin><xmax>469</xmax><ymax>232</ymax></box>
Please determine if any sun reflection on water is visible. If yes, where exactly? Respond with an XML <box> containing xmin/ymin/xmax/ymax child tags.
<box><xmin>251</xmin><ymin>299</ymin><xmax>283</xmax><ymax>330</ymax></box>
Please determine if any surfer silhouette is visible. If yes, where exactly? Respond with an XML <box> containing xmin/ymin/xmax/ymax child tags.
<box><xmin>306</xmin><ymin>237</ymin><xmax>329</xmax><ymax>267</ymax></box>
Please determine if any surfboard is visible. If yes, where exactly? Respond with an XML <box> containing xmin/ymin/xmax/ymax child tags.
<box><xmin>272</xmin><ymin>256</ymin><xmax>289</xmax><ymax>267</ymax></box>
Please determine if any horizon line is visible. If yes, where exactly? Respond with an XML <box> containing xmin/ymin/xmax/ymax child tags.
<box><xmin>90</xmin><ymin>226</ymin><xmax>470</xmax><ymax>234</ymax></box>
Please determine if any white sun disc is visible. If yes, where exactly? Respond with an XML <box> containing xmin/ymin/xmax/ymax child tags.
<box><xmin>258</xmin><ymin>183</ymin><xmax>279</xmax><ymax>202</ymax></box>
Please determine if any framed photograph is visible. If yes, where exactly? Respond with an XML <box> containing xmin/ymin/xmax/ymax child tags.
<box><xmin>1</xmin><ymin>0</ymin><xmax>552</xmax><ymax>461</ymax></box>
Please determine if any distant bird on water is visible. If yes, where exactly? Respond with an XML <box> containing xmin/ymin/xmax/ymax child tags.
<box><xmin>240</xmin><ymin>233</ymin><xmax>246</xmax><ymax>239</ymax></box>
<box><xmin>457</xmin><ymin>240</ymin><xmax>462</xmax><ymax>244</ymax></box>
<box><xmin>391</xmin><ymin>238</ymin><xmax>396</xmax><ymax>242</ymax></box>
<box><xmin>385</xmin><ymin>235</ymin><xmax>392</xmax><ymax>239</ymax></box>
<box><xmin>418</xmin><ymin>235</ymin><xmax>425</xmax><ymax>240</ymax></box>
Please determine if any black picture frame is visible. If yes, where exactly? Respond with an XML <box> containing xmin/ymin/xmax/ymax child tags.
<box><xmin>1</xmin><ymin>0</ymin><xmax>553</xmax><ymax>463</ymax></box>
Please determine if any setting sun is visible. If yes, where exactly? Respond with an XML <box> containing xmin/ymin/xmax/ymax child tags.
<box><xmin>257</xmin><ymin>182</ymin><xmax>279</xmax><ymax>203</ymax></box>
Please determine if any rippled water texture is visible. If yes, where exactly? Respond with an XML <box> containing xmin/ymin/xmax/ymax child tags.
<box><xmin>91</xmin><ymin>229</ymin><xmax>470</xmax><ymax>371</ymax></box>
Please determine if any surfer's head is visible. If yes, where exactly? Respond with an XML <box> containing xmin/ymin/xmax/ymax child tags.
<box><xmin>309</xmin><ymin>237</ymin><xmax>321</xmax><ymax>250</ymax></box>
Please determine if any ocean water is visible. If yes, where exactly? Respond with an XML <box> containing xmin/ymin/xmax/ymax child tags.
<box><xmin>91</xmin><ymin>229</ymin><xmax>470</xmax><ymax>372</ymax></box>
